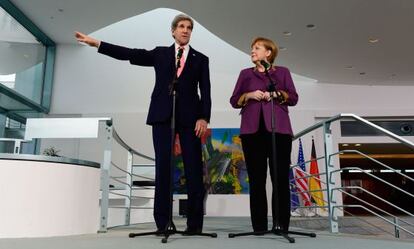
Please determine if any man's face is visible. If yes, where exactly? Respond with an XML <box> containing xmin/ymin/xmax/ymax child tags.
<box><xmin>172</xmin><ymin>20</ymin><xmax>193</xmax><ymax>46</ymax></box>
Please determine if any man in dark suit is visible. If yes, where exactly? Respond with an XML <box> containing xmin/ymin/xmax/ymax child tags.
<box><xmin>75</xmin><ymin>14</ymin><xmax>211</xmax><ymax>233</ymax></box>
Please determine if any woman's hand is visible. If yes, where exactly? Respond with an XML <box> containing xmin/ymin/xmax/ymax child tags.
<box><xmin>276</xmin><ymin>90</ymin><xmax>289</xmax><ymax>104</ymax></box>
<box><xmin>263</xmin><ymin>91</ymin><xmax>289</xmax><ymax>103</ymax></box>
<box><xmin>75</xmin><ymin>31</ymin><xmax>100</xmax><ymax>48</ymax></box>
<box><xmin>263</xmin><ymin>91</ymin><xmax>272</xmax><ymax>101</ymax></box>
<box><xmin>246</xmin><ymin>90</ymin><xmax>265</xmax><ymax>101</ymax></box>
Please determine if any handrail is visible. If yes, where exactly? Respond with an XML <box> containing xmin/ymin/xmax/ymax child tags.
<box><xmin>293</xmin><ymin>113</ymin><xmax>414</xmax><ymax>150</ymax></box>
<box><xmin>332</xmin><ymin>150</ymin><xmax>414</xmax><ymax>182</ymax></box>
<box><xmin>290</xmin><ymin>113</ymin><xmax>414</xmax><ymax>238</ymax></box>
<box><xmin>131</xmin><ymin>164</ymin><xmax>155</xmax><ymax>180</ymax></box>
<box><xmin>330</xmin><ymin>167</ymin><xmax>414</xmax><ymax>199</ymax></box>
<box><xmin>131</xmin><ymin>173</ymin><xmax>155</xmax><ymax>181</ymax></box>
<box><xmin>111</xmin><ymin>162</ymin><xmax>130</xmax><ymax>175</ymax></box>
<box><xmin>293</xmin><ymin>113</ymin><xmax>342</xmax><ymax>139</ymax></box>
<box><xmin>112</xmin><ymin>127</ymin><xmax>155</xmax><ymax>161</ymax></box>
<box><xmin>110</xmin><ymin>177</ymin><xmax>130</xmax><ymax>188</ymax></box>
<box><xmin>99</xmin><ymin>122</ymin><xmax>156</xmax><ymax>232</ymax></box>
<box><xmin>333</xmin><ymin>205</ymin><xmax>414</xmax><ymax>236</ymax></box>
<box><xmin>290</xmin><ymin>166</ymin><xmax>328</xmax><ymax>183</ymax></box>
<box><xmin>290</xmin><ymin>155</ymin><xmax>326</xmax><ymax>169</ymax></box>
<box><xmin>335</xmin><ymin>187</ymin><xmax>414</xmax><ymax>221</ymax></box>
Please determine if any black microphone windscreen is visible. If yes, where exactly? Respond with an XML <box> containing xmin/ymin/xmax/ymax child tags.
<box><xmin>260</xmin><ymin>60</ymin><xmax>270</xmax><ymax>70</ymax></box>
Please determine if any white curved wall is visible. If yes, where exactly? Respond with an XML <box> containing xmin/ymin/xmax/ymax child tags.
<box><xmin>0</xmin><ymin>160</ymin><xmax>100</xmax><ymax>238</ymax></box>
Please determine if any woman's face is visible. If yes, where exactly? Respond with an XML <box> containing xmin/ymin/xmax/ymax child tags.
<box><xmin>251</xmin><ymin>42</ymin><xmax>271</xmax><ymax>64</ymax></box>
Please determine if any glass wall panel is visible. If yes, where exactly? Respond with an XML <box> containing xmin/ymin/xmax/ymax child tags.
<box><xmin>0</xmin><ymin>2</ymin><xmax>53</xmax><ymax>154</ymax></box>
<box><xmin>0</xmin><ymin>113</ymin><xmax>8</xmax><ymax>152</ymax></box>
<box><xmin>0</xmin><ymin>6</ymin><xmax>46</xmax><ymax>104</ymax></box>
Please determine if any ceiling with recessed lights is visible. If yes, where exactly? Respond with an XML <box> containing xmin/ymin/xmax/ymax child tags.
<box><xmin>8</xmin><ymin>0</ymin><xmax>414</xmax><ymax>86</ymax></box>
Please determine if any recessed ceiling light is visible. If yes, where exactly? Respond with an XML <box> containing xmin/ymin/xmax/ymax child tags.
<box><xmin>343</xmin><ymin>144</ymin><xmax>349</xmax><ymax>147</ymax></box>
<box><xmin>368</xmin><ymin>38</ymin><xmax>379</xmax><ymax>43</ymax></box>
<box><xmin>306</xmin><ymin>24</ymin><xmax>316</xmax><ymax>30</ymax></box>
<box><xmin>283</xmin><ymin>31</ymin><xmax>292</xmax><ymax>36</ymax></box>
<box><xmin>23</xmin><ymin>54</ymin><xmax>29</xmax><ymax>58</ymax></box>
<box><xmin>279</xmin><ymin>46</ymin><xmax>287</xmax><ymax>51</ymax></box>
<box><xmin>355</xmin><ymin>144</ymin><xmax>361</xmax><ymax>147</ymax></box>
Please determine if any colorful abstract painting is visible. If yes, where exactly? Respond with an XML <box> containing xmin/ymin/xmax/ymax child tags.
<box><xmin>173</xmin><ymin>128</ymin><xmax>248</xmax><ymax>194</ymax></box>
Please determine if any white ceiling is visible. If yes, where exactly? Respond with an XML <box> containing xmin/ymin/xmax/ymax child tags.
<box><xmin>9</xmin><ymin>0</ymin><xmax>414</xmax><ymax>86</ymax></box>
<box><xmin>0</xmin><ymin>7</ymin><xmax>39</xmax><ymax>44</ymax></box>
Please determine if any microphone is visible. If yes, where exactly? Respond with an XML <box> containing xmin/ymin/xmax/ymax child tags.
<box><xmin>260</xmin><ymin>60</ymin><xmax>270</xmax><ymax>71</ymax></box>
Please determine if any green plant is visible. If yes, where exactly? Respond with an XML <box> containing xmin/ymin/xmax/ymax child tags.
<box><xmin>43</xmin><ymin>147</ymin><xmax>60</xmax><ymax>157</ymax></box>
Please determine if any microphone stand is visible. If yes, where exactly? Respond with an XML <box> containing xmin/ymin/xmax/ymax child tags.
<box><xmin>129</xmin><ymin>49</ymin><xmax>217</xmax><ymax>243</ymax></box>
<box><xmin>228</xmin><ymin>65</ymin><xmax>316</xmax><ymax>243</ymax></box>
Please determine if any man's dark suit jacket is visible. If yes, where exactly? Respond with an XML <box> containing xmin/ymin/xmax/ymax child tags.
<box><xmin>98</xmin><ymin>42</ymin><xmax>211</xmax><ymax>126</ymax></box>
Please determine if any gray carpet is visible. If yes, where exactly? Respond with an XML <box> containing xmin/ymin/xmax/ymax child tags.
<box><xmin>1</xmin><ymin>217</ymin><xmax>412</xmax><ymax>249</ymax></box>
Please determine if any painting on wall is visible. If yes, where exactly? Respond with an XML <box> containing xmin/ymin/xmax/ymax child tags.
<box><xmin>173</xmin><ymin>128</ymin><xmax>248</xmax><ymax>194</ymax></box>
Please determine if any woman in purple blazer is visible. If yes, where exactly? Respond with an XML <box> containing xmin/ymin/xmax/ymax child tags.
<box><xmin>230</xmin><ymin>37</ymin><xmax>298</xmax><ymax>233</ymax></box>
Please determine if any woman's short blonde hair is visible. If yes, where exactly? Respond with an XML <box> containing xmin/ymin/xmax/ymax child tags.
<box><xmin>251</xmin><ymin>37</ymin><xmax>279</xmax><ymax>64</ymax></box>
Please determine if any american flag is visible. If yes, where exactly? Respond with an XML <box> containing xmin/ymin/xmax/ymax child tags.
<box><xmin>289</xmin><ymin>165</ymin><xmax>300</xmax><ymax>210</ymax></box>
<box><xmin>294</xmin><ymin>139</ymin><xmax>312</xmax><ymax>206</ymax></box>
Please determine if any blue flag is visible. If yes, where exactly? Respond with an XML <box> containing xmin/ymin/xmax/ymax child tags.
<box><xmin>293</xmin><ymin>139</ymin><xmax>312</xmax><ymax>207</ymax></box>
<box><xmin>289</xmin><ymin>154</ymin><xmax>300</xmax><ymax>210</ymax></box>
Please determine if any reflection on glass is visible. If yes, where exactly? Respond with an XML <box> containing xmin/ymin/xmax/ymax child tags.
<box><xmin>0</xmin><ymin>6</ymin><xmax>46</xmax><ymax>104</ymax></box>
<box><xmin>0</xmin><ymin>74</ymin><xmax>15</xmax><ymax>88</ymax></box>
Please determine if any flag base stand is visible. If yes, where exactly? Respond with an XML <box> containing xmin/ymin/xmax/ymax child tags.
<box><xmin>129</xmin><ymin>221</ymin><xmax>217</xmax><ymax>244</ymax></box>
<box><xmin>228</xmin><ymin>226</ymin><xmax>316</xmax><ymax>243</ymax></box>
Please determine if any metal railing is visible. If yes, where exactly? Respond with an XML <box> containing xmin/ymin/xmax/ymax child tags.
<box><xmin>0</xmin><ymin>138</ymin><xmax>31</xmax><ymax>154</ymax></box>
<box><xmin>99</xmin><ymin>123</ymin><xmax>155</xmax><ymax>232</ymax></box>
<box><xmin>289</xmin><ymin>113</ymin><xmax>414</xmax><ymax>238</ymax></box>
<box><xmin>97</xmin><ymin>113</ymin><xmax>414</xmax><ymax>237</ymax></box>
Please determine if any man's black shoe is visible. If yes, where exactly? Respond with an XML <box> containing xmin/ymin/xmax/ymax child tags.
<box><xmin>155</xmin><ymin>229</ymin><xmax>166</xmax><ymax>236</ymax></box>
<box><xmin>253</xmin><ymin>230</ymin><xmax>266</xmax><ymax>236</ymax></box>
<box><xmin>182</xmin><ymin>227</ymin><xmax>202</xmax><ymax>236</ymax></box>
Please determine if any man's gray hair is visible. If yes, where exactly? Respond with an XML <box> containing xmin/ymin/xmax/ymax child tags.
<box><xmin>171</xmin><ymin>14</ymin><xmax>194</xmax><ymax>31</ymax></box>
